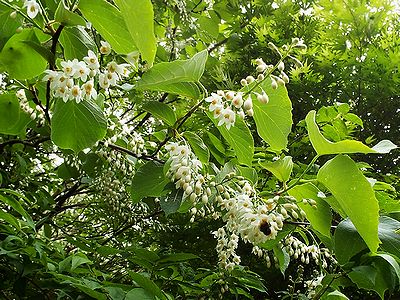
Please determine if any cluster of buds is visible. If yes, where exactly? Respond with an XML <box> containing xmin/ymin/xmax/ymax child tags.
<box><xmin>284</xmin><ymin>235</ymin><xmax>334</xmax><ymax>268</ymax></box>
<box><xmin>213</xmin><ymin>227</ymin><xmax>241</xmax><ymax>271</ymax></box>
<box><xmin>165</xmin><ymin>142</ymin><xmax>211</xmax><ymax>208</ymax></box>
<box><xmin>16</xmin><ymin>89</ymin><xmax>45</xmax><ymax>125</ymax></box>
<box><xmin>43</xmin><ymin>45</ymin><xmax>130</xmax><ymax>103</ymax></box>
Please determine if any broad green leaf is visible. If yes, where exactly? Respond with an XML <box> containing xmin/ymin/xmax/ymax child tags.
<box><xmin>79</xmin><ymin>0</ymin><xmax>137</xmax><ymax>54</ymax></box>
<box><xmin>130</xmin><ymin>161</ymin><xmax>169</xmax><ymax>203</ymax></box>
<box><xmin>306</xmin><ymin>110</ymin><xmax>397</xmax><ymax>155</ymax></box>
<box><xmin>335</xmin><ymin>217</ymin><xmax>400</xmax><ymax>265</ymax></box>
<box><xmin>59</xmin><ymin>26</ymin><xmax>97</xmax><ymax>60</ymax></box>
<box><xmin>114</xmin><ymin>0</ymin><xmax>156</xmax><ymax>65</ymax></box>
<box><xmin>372</xmin><ymin>253</ymin><xmax>400</xmax><ymax>287</ymax></box>
<box><xmin>288</xmin><ymin>183</ymin><xmax>332</xmax><ymax>238</ymax></box>
<box><xmin>183</xmin><ymin>132</ymin><xmax>210</xmax><ymax>163</ymax></box>
<box><xmin>105</xmin><ymin>287</ymin><xmax>125</xmax><ymax>300</ymax></box>
<box><xmin>160</xmin><ymin>189</ymin><xmax>183</xmax><ymax>216</ymax></box>
<box><xmin>1</xmin><ymin>110</ymin><xmax>32</xmax><ymax>135</ymax></box>
<box><xmin>273</xmin><ymin>246</ymin><xmax>290</xmax><ymax>276</ymax></box>
<box><xmin>0</xmin><ymin>93</ymin><xmax>20</xmax><ymax>132</ymax></box>
<box><xmin>207</xmin><ymin>112</ymin><xmax>254</xmax><ymax>166</ymax></box>
<box><xmin>0</xmin><ymin>209</ymin><xmax>20</xmax><ymax>230</ymax></box>
<box><xmin>51</xmin><ymin>99</ymin><xmax>107</xmax><ymax>152</ymax></box>
<box><xmin>334</xmin><ymin>218</ymin><xmax>370</xmax><ymax>264</ymax></box>
<box><xmin>135</xmin><ymin>50</ymin><xmax>208</xmax><ymax>99</ymax></box>
<box><xmin>237</xmin><ymin>166</ymin><xmax>258</xmax><ymax>184</ymax></box>
<box><xmin>326</xmin><ymin>290</ymin><xmax>349</xmax><ymax>299</ymax></box>
<box><xmin>318</xmin><ymin>155</ymin><xmax>380</xmax><ymax>253</ymax></box>
<box><xmin>72</xmin><ymin>284</ymin><xmax>107</xmax><ymax>300</ymax></box>
<box><xmin>250</xmin><ymin>78</ymin><xmax>293</xmax><ymax>152</ymax></box>
<box><xmin>0</xmin><ymin>29</ymin><xmax>47</xmax><ymax>80</ymax></box>
<box><xmin>129</xmin><ymin>272</ymin><xmax>166</xmax><ymax>300</ymax></box>
<box><xmin>71</xmin><ymin>254</ymin><xmax>92</xmax><ymax>271</ymax></box>
<box><xmin>377</xmin><ymin>216</ymin><xmax>400</xmax><ymax>257</ymax></box>
<box><xmin>259</xmin><ymin>156</ymin><xmax>293</xmax><ymax>182</ymax></box>
<box><xmin>0</xmin><ymin>4</ymin><xmax>22</xmax><ymax>50</ymax></box>
<box><xmin>157</xmin><ymin>253</ymin><xmax>199</xmax><ymax>263</ymax></box>
<box><xmin>0</xmin><ymin>194</ymin><xmax>33</xmax><ymax>227</ymax></box>
<box><xmin>348</xmin><ymin>259</ymin><xmax>395</xmax><ymax>299</ymax></box>
<box><xmin>125</xmin><ymin>288</ymin><xmax>153</xmax><ymax>300</ymax></box>
<box><xmin>55</xmin><ymin>1</ymin><xmax>86</xmax><ymax>27</ymax></box>
<box><xmin>142</xmin><ymin>101</ymin><xmax>176</xmax><ymax>126</ymax></box>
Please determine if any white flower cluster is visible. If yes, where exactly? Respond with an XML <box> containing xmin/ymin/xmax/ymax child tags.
<box><xmin>43</xmin><ymin>44</ymin><xmax>130</xmax><ymax>103</ymax></box>
<box><xmin>165</xmin><ymin>142</ymin><xmax>213</xmax><ymax>221</ymax></box>
<box><xmin>251</xmin><ymin>245</ymin><xmax>279</xmax><ymax>268</ymax></box>
<box><xmin>206</xmin><ymin>39</ymin><xmax>306</xmax><ymax>130</ymax></box>
<box><xmin>304</xmin><ymin>273</ymin><xmax>324</xmax><ymax>298</ymax></box>
<box><xmin>284</xmin><ymin>236</ymin><xmax>334</xmax><ymax>268</ymax></box>
<box><xmin>213</xmin><ymin>227</ymin><xmax>240</xmax><ymax>271</ymax></box>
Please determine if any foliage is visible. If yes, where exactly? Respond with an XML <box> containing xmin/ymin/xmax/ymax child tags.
<box><xmin>0</xmin><ymin>0</ymin><xmax>399</xmax><ymax>299</ymax></box>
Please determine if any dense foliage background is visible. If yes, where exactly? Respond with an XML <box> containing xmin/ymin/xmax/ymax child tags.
<box><xmin>0</xmin><ymin>0</ymin><xmax>399</xmax><ymax>299</ymax></box>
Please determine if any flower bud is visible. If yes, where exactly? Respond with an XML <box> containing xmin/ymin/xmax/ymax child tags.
<box><xmin>271</xmin><ymin>78</ymin><xmax>278</xmax><ymax>90</ymax></box>
<box><xmin>246</xmin><ymin>108</ymin><xmax>254</xmax><ymax>117</ymax></box>
<box><xmin>240</xmin><ymin>79</ymin><xmax>248</xmax><ymax>86</ymax></box>
<box><xmin>10</xmin><ymin>11</ymin><xmax>17</xmax><ymax>19</ymax></box>
<box><xmin>257</xmin><ymin>74</ymin><xmax>265</xmax><ymax>81</ymax></box>
<box><xmin>243</xmin><ymin>96</ymin><xmax>253</xmax><ymax>110</ymax></box>
<box><xmin>278</xmin><ymin>61</ymin><xmax>285</xmax><ymax>71</ymax></box>
<box><xmin>246</xmin><ymin>76</ymin><xmax>255</xmax><ymax>84</ymax></box>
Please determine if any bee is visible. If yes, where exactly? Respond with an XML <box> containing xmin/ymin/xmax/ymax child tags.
<box><xmin>259</xmin><ymin>219</ymin><xmax>272</xmax><ymax>236</ymax></box>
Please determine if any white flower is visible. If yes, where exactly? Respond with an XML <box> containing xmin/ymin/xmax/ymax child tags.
<box><xmin>232</xmin><ymin>93</ymin><xmax>243</xmax><ymax>108</ymax></box>
<box><xmin>205</xmin><ymin>93</ymin><xmax>223</xmax><ymax>112</ymax></box>
<box><xmin>73</xmin><ymin>61</ymin><xmax>90</xmax><ymax>82</ymax></box>
<box><xmin>83</xmin><ymin>50</ymin><xmax>100</xmax><ymax>70</ymax></box>
<box><xmin>218</xmin><ymin>107</ymin><xmax>236</xmax><ymax>129</ymax></box>
<box><xmin>100</xmin><ymin>41</ymin><xmax>111</xmax><ymax>55</ymax></box>
<box><xmin>82</xmin><ymin>80</ymin><xmax>97</xmax><ymax>100</ymax></box>
<box><xmin>98</xmin><ymin>73</ymin><xmax>110</xmax><ymax>89</ymax></box>
<box><xmin>42</xmin><ymin>70</ymin><xmax>59</xmax><ymax>83</ymax></box>
<box><xmin>24</xmin><ymin>0</ymin><xmax>40</xmax><ymax>19</ymax></box>
<box><xmin>54</xmin><ymin>86</ymin><xmax>70</xmax><ymax>102</ymax></box>
<box><xmin>106</xmin><ymin>72</ymin><xmax>118</xmax><ymax>86</ymax></box>
<box><xmin>116</xmin><ymin>63</ymin><xmax>131</xmax><ymax>77</ymax></box>
<box><xmin>243</xmin><ymin>96</ymin><xmax>253</xmax><ymax>110</ymax></box>
<box><xmin>70</xmin><ymin>85</ymin><xmax>82</xmax><ymax>103</ymax></box>
<box><xmin>61</xmin><ymin>59</ymin><xmax>77</xmax><ymax>77</ymax></box>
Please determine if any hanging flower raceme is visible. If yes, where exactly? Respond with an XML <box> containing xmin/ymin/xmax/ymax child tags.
<box><xmin>42</xmin><ymin>44</ymin><xmax>132</xmax><ymax>104</ymax></box>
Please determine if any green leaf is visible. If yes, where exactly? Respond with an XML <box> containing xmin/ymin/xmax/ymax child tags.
<box><xmin>157</xmin><ymin>253</ymin><xmax>199</xmax><ymax>263</ymax></box>
<box><xmin>59</xmin><ymin>26</ymin><xmax>97</xmax><ymax>60</ymax></box>
<box><xmin>372</xmin><ymin>253</ymin><xmax>400</xmax><ymax>287</ymax></box>
<box><xmin>207</xmin><ymin>112</ymin><xmax>254</xmax><ymax>167</ymax></box>
<box><xmin>72</xmin><ymin>284</ymin><xmax>107</xmax><ymax>300</ymax></box>
<box><xmin>334</xmin><ymin>218</ymin><xmax>370</xmax><ymax>265</ymax></box>
<box><xmin>0</xmin><ymin>29</ymin><xmax>47</xmax><ymax>80</ymax></box>
<box><xmin>142</xmin><ymin>101</ymin><xmax>176</xmax><ymax>126</ymax></box>
<box><xmin>0</xmin><ymin>93</ymin><xmax>20</xmax><ymax>132</ymax></box>
<box><xmin>55</xmin><ymin>1</ymin><xmax>86</xmax><ymax>27</ymax></box>
<box><xmin>377</xmin><ymin>216</ymin><xmax>400</xmax><ymax>257</ymax></box>
<box><xmin>114</xmin><ymin>0</ymin><xmax>157</xmax><ymax>66</ymax></box>
<box><xmin>344</xmin><ymin>113</ymin><xmax>363</xmax><ymax>127</ymax></box>
<box><xmin>0</xmin><ymin>193</ymin><xmax>33</xmax><ymax>227</ymax></box>
<box><xmin>273</xmin><ymin>246</ymin><xmax>290</xmax><ymax>276</ymax></box>
<box><xmin>0</xmin><ymin>209</ymin><xmax>20</xmax><ymax>230</ymax></box>
<box><xmin>326</xmin><ymin>290</ymin><xmax>349</xmax><ymax>299</ymax></box>
<box><xmin>236</xmin><ymin>166</ymin><xmax>258</xmax><ymax>184</ymax></box>
<box><xmin>0</xmin><ymin>110</ymin><xmax>31</xmax><ymax>135</ymax></box>
<box><xmin>129</xmin><ymin>272</ymin><xmax>166</xmax><ymax>300</ymax></box>
<box><xmin>318</xmin><ymin>155</ymin><xmax>380</xmax><ymax>253</ymax></box>
<box><xmin>259</xmin><ymin>156</ymin><xmax>293</xmax><ymax>182</ymax></box>
<box><xmin>0</xmin><ymin>4</ymin><xmax>22</xmax><ymax>50</ymax></box>
<box><xmin>79</xmin><ymin>0</ymin><xmax>137</xmax><ymax>54</ymax></box>
<box><xmin>250</xmin><ymin>78</ymin><xmax>293</xmax><ymax>152</ymax></box>
<box><xmin>51</xmin><ymin>99</ymin><xmax>107</xmax><ymax>152</ymax></box>
<box><xmin>288</xmin><ymin>183</ymin><xmax>332</xmax><ymax>238</ymax></box>
<box><xmin>306</xmin><ymin>110</ymin><xmax>397</xmax><ymax>155</ymax></box>
<box><xmin>160</xmin><ymin>189</ymin><xmax>183</xmax><ymax>216</ymax></box>
<box><xmin>130</xmin><ymin>161</ymin><xmax>169</xmax><ymax>203</ymax></box>
<box><xmin>135</xmin><ymin>50</ymin><xmax>208</xmax><ymax>99</ymax></box>
<box><xmin>125</xmin><ymin>288</ymin><xmax>153</xmax><ymax>300</ymax></box>
<box><xmin>183</xmin><ymin>132</ymin><xmax>210</xmax><ymax>163</ymax></box>
<box><xmin>71</xmin><ymin>254</ymin><xmax>92</xmax><ymax>271</ymax></box>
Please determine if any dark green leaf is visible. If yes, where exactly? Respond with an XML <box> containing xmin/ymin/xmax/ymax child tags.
<box><xmin>79</xmin><ymin>0</ymin><xmax>137</xmax><ymax>54</ymax></box>
<box><xmin>130</xmin><ymin>161</ymin><xmax>169</xmax><ymax>203</ymax></box>
<box><xmin>51</xmin><ymin>99</ymin><xmax>107</xmax><ymax>152</ymax></box>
